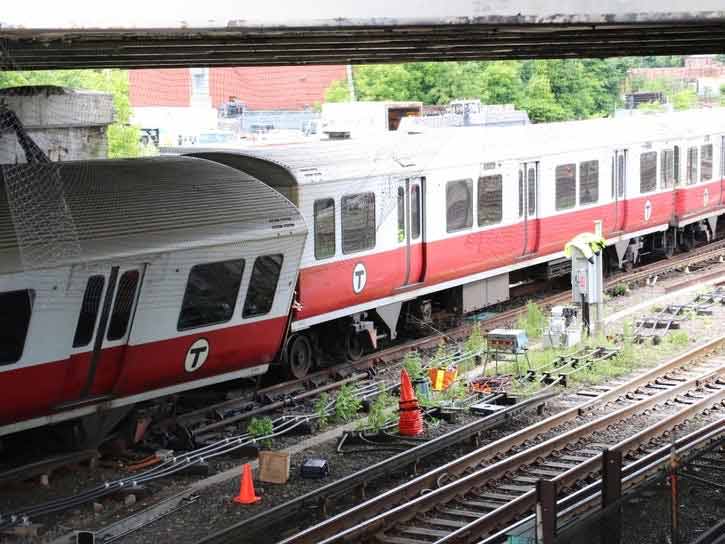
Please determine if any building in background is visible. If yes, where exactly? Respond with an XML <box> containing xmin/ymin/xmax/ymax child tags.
<box><xmin>129</xmin><ymin>65</ymin><xmax>347</xmax><ymax>145</ymax></box>
<box><xmin>628</xmin><ymin>55</ymin><xmax>725</xmax><ymax>98</ymax></box>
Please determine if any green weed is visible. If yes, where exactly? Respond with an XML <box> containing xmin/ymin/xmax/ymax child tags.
<box><xmin>334</xmin><ymin>384</ymin><xmax>362</xmax><ymax>422</ymax></box>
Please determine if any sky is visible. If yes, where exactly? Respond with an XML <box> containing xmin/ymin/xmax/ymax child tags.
<box><xmin>4</xmin><ymin>0</ymin><xmax>724</xmax><ymax>29</ymax></box>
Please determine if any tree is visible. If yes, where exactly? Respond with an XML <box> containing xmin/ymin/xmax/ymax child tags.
<box><xmin>520</xmin><ymin>66</ymin><xmax>567</xmax><ymax>122</ymax></box>
<box><xmin>0</xmin><ymin>69</ymin><xmax>140</xmax><ymax>158</ymax></box>
<box><xmin>672</xmin><ymin>89</ymin><xmax>698</xmax><ymax>110</ymax></box>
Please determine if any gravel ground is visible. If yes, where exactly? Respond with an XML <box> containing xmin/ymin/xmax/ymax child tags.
<box><xmin>3</xmin><ymin>265</ymin><xmax>725</xmax><ymax>544</ymax></box>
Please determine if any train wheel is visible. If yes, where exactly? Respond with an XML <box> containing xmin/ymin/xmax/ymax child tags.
<box><xmin>344</xmin><ymin>330</ymin><xmax>364</xmax><ymax>361</ymax></box>
<box><xmin>286</xmin><ymin>334</ymin><xmax>313</xmax><ymax>379</ymax></box>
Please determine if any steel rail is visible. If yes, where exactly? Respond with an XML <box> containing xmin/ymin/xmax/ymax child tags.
<box><xmin>482</xmin><ymin>415</ymin><xmax>725</xmax><ymax>544</ymax></box>
<box><xmin>275</xmin><ymin>336</ymin><xmax>725</xmax><ymax>544</ymax></box>
<box><xmin>434</xmin><ymin>377</ymin><xmax>725</xmax><ymax>544</ymax></box>
<box><xmin>197</xmin><ymin>391</ymin><xmax>556</xmax><ymax>544</ymax></box>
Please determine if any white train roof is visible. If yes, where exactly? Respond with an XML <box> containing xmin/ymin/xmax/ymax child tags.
<box><xmin>0</xmin><ymin>156</ymin><xmax>305</xmax><ymax>274</ymax></box>
<box><xmin>189</xmin><ymin>108</ymin><xmax>725</xmax><ymax>185</ymax></box>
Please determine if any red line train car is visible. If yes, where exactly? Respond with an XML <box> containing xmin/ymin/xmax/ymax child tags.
<box><xmin>193</xmin><ymin>109</ymin><xmax>725</xmax><ymax>376</ymax></box>
<box><xmin>0</xmin><ymin>156</ymin><xmax>306</xmax><ymax>441</ymax></box>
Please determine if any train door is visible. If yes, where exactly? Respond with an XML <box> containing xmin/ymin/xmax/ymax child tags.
<box><xmin>397</xmin><ymin>177</ymin><xmax>424</xmax><ymax>286</ymax></box>
<box><xmin>62</xmin><ymin>262</ymin><xmax>145</xmax><ymax>404</ymax></box>
<box><xmin>612</xmin><ymin>149</ymin><xmax>627</xmax><ymax>232</ymax></box>
<box><xmin>519</xmin><ymin>162</ymin><xmax>539</xmax><ymax>256</ymax></box>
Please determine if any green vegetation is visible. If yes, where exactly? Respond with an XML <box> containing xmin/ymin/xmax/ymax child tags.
<box><xmin>247</xmin><ymin>416</ymin><xmax>275</xmax><ymax>448</ymax></box>
<box><xmin>0</xmin><ymin>69</ymin><xmax>141</xmax><ymax>158</ymax></box>
<box><xmin>465</xmin><ymin>323</ymin><xmax>486</xmax><ymax>354</ymax></box>
<box><xmin>313</xmin><ymin>392</ymin><xmax>331</xmax><ymax>429</ymax></box>
<box><xmin>325</xmin><ymin>57</ymin><xmax>695</xmax><ymax>123</ymax></box>
<box><xmin>668</xmin><ymin>330</ymin><xmax>690</xmax><ymax>346</ymax></box>
<box><xmin>364</xmin><ymin>390</ymin><xmax>394</xmax><ymax>433</ymax></box>
<box><xmin>334</xmin><ymin>384</ymin><xmax>362</xmax><ymax>422</ymax></box>
<box><xmin>517</xmin><ymin>301</ymin><xmax>546</xmax><ymax>339</ymax></box>
<box><xmin>402</xmin><ymin>351</ymin><xmax>424</xmax><ymax>380</ymax></box>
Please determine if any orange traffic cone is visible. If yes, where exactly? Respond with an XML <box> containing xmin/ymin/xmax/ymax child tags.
<box><xmin>233</xmin><ymin>463</ymin><xmax>261</xmax><ymax>505</ymax></box>
<box><xmin>399</xmin><ymin>368</ymin><xmax>423</xmax><ymax>436</ymax></box>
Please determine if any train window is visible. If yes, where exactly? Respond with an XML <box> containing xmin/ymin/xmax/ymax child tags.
<box><xmin>527</xmin><ymin>168</ymin><xmax>536</xmax><ymax>215</ymax></box>
<box><xmin>701</xmin><ymin>144</ymin><xmax>713</xmax><ymax>182</ymax></box>
<box><xmin>639</xmin><ymin>152</ymin><xmax>657</xmax><ymax>194</ymax></box>
<box><xmin>446</xmin><ymin>179</ymin><xmax>473</xmax><ymax>232</ymax></box>
<box><xmin>397</xmin><ymin>187</ymin><xmax>406</xmax><ymax>242</ymax></box>
<box><xmin>0</xmin><ymin>289</ymin><xmax>34</xmax><ymax>365</ymax></box>
<box><xmin>178</xmin><ymin>259</ymin><xmax>244</xmax><ymax>330</ymax></box>
<box><xmin>555</xmin><ymin>164</ymin><xmax>576</xmax><ymax>211</ymax></box>
<box><xmin>73</xmin><ymin>276</ymin><xmax>105</xmax><ymax>347</ymax></box>
<box><xmin>687</xmin><ymin>147</ymin><xmax>698</xmax><ymax>185</ymax></box>
<box><xmin>673</xmin><ymin>146</ymin><xmax>680</xmax><ymax>185</ymax></box>
<box><xmin>313</xmin><ymin>198</ymin><xmax>335</xmax><ymax>260</ymax></box>
<box><xmin>579</xmin><ymin>160</ymin><xmax>599</xmax><ymax>205</ymax></box>
<box><xmin>342</xmin><ymin>192</ymin><xmax>376</xmax><ymax>254</ymax></box>
<box><xmin>107</xmin><ymin>270</ymin><xmax>140</xmax><ymax>341</ymax></box>
<box><xmin>661</xmin><ymin>150</ymin><xmax>675</xmax><ymax>189</ymax></box>
<box><xmin>477</xmin><ymin>175</ymin><xmax>502</xmax><ymax>226</ymax></box>
<box><xmin>411</xmin><ymin>185</ymin><xmax>421</xmax><ymax>240</ymax></box>
<box><xmin>518</xmin><ymin>170</ymin><xmax>524</xmax><ymax>218</ymax></box>
<box><xmin>243</xmin><ymin>254</ymin><xmax>283</xmax><ymax>318</ymax></box>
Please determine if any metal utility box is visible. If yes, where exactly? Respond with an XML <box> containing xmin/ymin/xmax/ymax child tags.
<box><xmin>487</xmin><ymin>329</ymin><xmax>528</xmax><ymax>353</ymax></box>
<box><xmin>462</xmin><ymin>273</ymin><xmax>509</xmax><ymax>313</ymax></box>
<box><xmin>571</xmin><ymin>253</ymin><xmax>603</xmax><ymax>304</ymax></box>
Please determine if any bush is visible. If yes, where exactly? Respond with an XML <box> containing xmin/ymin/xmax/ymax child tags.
<box><xmin>335</xmin><ymin>384</ymin><xmax>362</xmax><ymax>422</ymax></box>
<box><xmin>313</xmin><ymin>392</ymin><xmax>331</xmax><ymax>429</ymax></box>
<box><xmin>465</xmin><ymin>323</ymin><xmax>485</xmax><ymax>354</ymax></box>
<box><xmin>403</xmin><ymin>351</ymin><xmax>424</xmax><ymax>380</ymax></box>
<box><xmin>517</xmin><ymin>301</ymin><xmax>546</xmax><ymax>339</ymax></box>
<box><xmin>366</xmin><ymin>390</ymin><xmax>393</xmax><ymax>432</ymax></box>
<box><xmin>247</xmin><ymin>417</ymin><xmax>274</xmax><ymax>448</ymax></box>
<box><xmin>668</xmin><ymin>331</ymin><xmax>690</xmax><ymax>346</ymax></box>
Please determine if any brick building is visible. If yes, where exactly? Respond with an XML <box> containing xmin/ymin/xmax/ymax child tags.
<box><xmin>129</xmin><ymin>66</ymin><xmax>347</xmax><ymax>143</ymax></box>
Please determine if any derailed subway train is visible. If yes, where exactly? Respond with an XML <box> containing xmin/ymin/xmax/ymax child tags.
<box><xmin>2</xmin><ymin>109</ymin><xmax>725</xmax><ymax>442</ymax></box>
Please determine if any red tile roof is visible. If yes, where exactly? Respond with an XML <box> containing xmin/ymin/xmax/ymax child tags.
<box><xmin>130</xmin><ymin>66</ymin><xmax>347</xmax><ymax>110</ymax></box>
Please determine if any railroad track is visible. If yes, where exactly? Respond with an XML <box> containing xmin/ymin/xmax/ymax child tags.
<box><xmin>274</xmin><ymin>336</ymin><xmax>725</xmax><ymax>544</ymax></box>
<box><xmin>166</xmin><ymin>238</ymin><xmax>725</xmax><ymax>445</ymax></box>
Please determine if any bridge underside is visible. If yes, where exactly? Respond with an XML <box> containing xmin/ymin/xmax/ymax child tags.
<box><xmin>3</xmin><ymin>17</ymin><xmax>725</xmax><ymax>70</ymax></box>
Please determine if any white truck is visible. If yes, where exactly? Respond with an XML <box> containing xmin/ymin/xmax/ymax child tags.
<box><xmin>321</xmin><ymin>101</ymin><xmax>422</xmax><ymax>139</ymax></box>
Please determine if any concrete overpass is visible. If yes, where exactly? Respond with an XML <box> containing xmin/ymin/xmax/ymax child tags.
<box><xmin>2</xmin><ymin>1</ymin><xmax>725</xmax><ymax>69</ymax></box>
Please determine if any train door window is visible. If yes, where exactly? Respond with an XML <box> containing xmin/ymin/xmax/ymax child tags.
<box><xmin>639</xmin><ymin>152</ymin><xmax>657</xmax><ymax>194</ymax></box>
<box><xmin>341</xmin><ymin>192</ymin><xmax>376</xmax><ymax>254</ymax></box>
<box><xmin>477</xmin><ymin>175</ymin><xmax>502</xmax><ymax>226</ymax></box>
<box><xmin>701</xmin><ymin>144</ymin><xmax>713</xmax><ymax>182</ymax></box>
<box><xmin>313</xmin><ymin>198</ymin><xmax>335</xmax><ymax>260</ymax></box>
<box><xmin>397</xmin><ymin>186</ymin><xmax>406</xmax><ymax>242</ymax></box>
<box><xmin>411</xmin><ymin>184</ymin><xmax>421</xmax><ymax>240</ymax></box>
<box><xmin>73</xmin><ymin>275</ymin><xmax>105</xmax><ymax>347</ymax></box>
<box><xmin>673</xmin><ymin>146</ymin><xmax>680</xmax><ymax>185</ymax></box>
<box><xmin>0</xmin><ymin>289</ymin><xmax>34</xmax><ymax>365</ymax></box>
<box><xmin>661</xmin><ymin>149</ymin><xmax>675</xmax><ymax>189</ymax></box>
<box><xmin>687</xmin><ymin>147</ymin><xmax>699</xmax><ymax>185</ymax></box>
<box><xmin>107</xmin><ymin>270</ymin><xmax>140</xmax><ymax>341</ymax></box>
<box><xmin>178</xmin><ymin>259</ymin><xmax>244</xmax><ymax>330</ymax></box>
<box><xmin>579</xmin><ymin>160</ymin><xmax>599</xmax><ymax>205</ymax></box>
<box><xmin>617</xmin><ymin>154</ymin><xmax>626</xmax><ymax>197</ymax></box>
<box><xmin>243</xmin><ymin>254</ymin><xmax>283</xmax><ymax>318</ymax></box>
<box><xmin>518</xmin><ymin>170</ymin><xmax>524</xmax><ymax>218</ymax></box>
<box><xmin>446</xmin><ymin>179</ymin><xmax>473</xmax><ymax>232</ymax></box>
<box><xmin>555</xmin><ymin>164</ymin><xmax>576</xmax><ymax>211</ymax></box>
<box><xmin>527</xmin><ymin>167</ymin><xmax>536</xmax><ymax>216</ymax></box>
